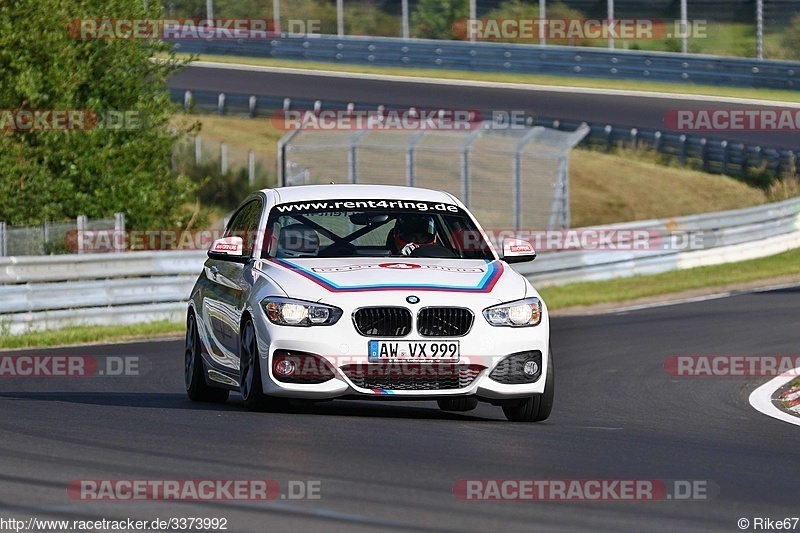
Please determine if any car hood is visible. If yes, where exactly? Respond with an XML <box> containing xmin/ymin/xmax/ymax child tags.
<box><xmin>255</xmin><ymin>257</ymin><xmax>529</xmax><ymax>306</ymax></box>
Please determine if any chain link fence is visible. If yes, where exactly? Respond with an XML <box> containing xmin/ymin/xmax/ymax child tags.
<box><xmin>163</xmin><ymin>0</ymin><xmax>800</xmax><ymax>60</ymax></box>
<box><xmin>0</xmin><ymin>215</ymin><xmax>123</xmax><ymax>257</ymax></box>
<box><xmin>279</xmin><ymin>121</ymin><xmax>588</xmax><ymax>231</ymax></box>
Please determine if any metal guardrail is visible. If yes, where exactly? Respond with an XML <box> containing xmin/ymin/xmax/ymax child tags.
<box><xmin>172</xmin><ymin>35</ymin><xmax>800</xmax><ymax>90</ymax></box>
<box><xmin>1</xmin><ymin>198</ymin><xmax>799</xmax><ymax>334</ymax></box>
<box><xmin>0</xmin><ymin>251</ymin><xmax>206</xmax><ymax>335</ymax></box>
<box><xmin>173</xmin><ymin>89</ymin><xmax>799</xmax><ymax>180</ymax></box>
<box><xmin>519</xmin><ymin>196</ymin><xmax>800</xmax><ymax>286</ymax></box>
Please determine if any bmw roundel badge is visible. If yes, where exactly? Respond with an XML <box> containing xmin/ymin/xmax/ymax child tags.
<box><xmin>406</xmin><ymin>295</ymin><xmax>420</xmax><ymax>304</ymax></box>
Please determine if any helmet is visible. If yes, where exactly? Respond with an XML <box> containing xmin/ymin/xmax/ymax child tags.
<box><xmin>393</xmin><ymin>214</ymin><xmax>437</xmax><ymax>251</ymax></box>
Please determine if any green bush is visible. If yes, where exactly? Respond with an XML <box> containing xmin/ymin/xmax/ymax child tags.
<box><xmin>412</xmin><ymin>0</ymin><xmax>469</xmax><ymax>40</ymax></box>
<box><xmin>172</xmin><ymin>136</ymin><xmax>275</xmax><ymax>212</ymax></box>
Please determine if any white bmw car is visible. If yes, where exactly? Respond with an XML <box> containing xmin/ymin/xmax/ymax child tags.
<box><xmin>185</xmin><ymin>184</ymin><xmax>553</xmax><ymax>422</ymax></box>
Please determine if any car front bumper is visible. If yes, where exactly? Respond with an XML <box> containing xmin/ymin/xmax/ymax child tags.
<box><xmin>253</xmin><ymin>299</ymin><xmax>550</xmax><ymax>400</ymax></box>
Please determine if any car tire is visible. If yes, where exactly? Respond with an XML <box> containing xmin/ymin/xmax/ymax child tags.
<box><xmin>502</xmin><ymin>344</ymin><xmax>554</xmax><ymax>422</ymax></box>
<box><xmin>437</xmin><ymin>397</ymin><xmax>479</xmax><ymax>412</ymax></box>
<box><xmin>185</xmin><ymin>312</ymin><xmax>229</xmax><ymax>403</ymax></box>
<box><xmin>239</xmin><ymin>318</ymin><xmax>281</xmax><ymax>412</ymax></box>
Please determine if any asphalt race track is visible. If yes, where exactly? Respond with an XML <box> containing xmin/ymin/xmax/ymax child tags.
<box><xmin>169</xmin><ymin>64</ymin><xmax>800</xmax><ymax>150</ymax></box>
<box><xmin>0</xmin><ymin>287</ymin><xmax>797</xmax><ymax>532</ymax></box>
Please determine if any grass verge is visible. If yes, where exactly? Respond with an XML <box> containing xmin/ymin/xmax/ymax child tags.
<box><xmin>539</xmin><ymin>246</ymin><xmax>800</xmax><ymax>310</ymax></box>
<box><xmin>569</xmin><ymin>149</ymin><xmax>767</xmax><ymax>227</ymax></box>
<box><xmin>180</xmin><ymin>54</ymin><xmax>800</xmax><ymax>104</ymax></box>
<box><xmin>0</xmin><ymin>320</ymin><xmax>184</xmax><ymax>351</ymax></box>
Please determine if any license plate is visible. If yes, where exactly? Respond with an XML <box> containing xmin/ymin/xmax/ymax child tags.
<box><xmin>368</xmin><ymin>340</ymin><xmax>460</xmax><ymax>362</ymax></box>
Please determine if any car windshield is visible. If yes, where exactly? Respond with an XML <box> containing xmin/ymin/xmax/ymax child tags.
<box><xmin>263</xmin><ymin>198</ymin><xmax>495</xmax><ymax>260</ymax></box>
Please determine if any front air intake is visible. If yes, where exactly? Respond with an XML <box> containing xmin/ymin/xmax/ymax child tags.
<box><xmin>352</xmin><ymin>307</ymin><xmax>412</xmax><ymax>337</ymax></box>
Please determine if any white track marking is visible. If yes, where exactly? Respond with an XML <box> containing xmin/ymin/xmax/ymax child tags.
<box><xmin>553</xmin><ymin>281</ymin><xmax>800</xmax><ymax>317</ymax></box>
<box><xmin>749</xmin><ymin>369</ymin><xmax>800</xmax><ymax>427</ymax></box>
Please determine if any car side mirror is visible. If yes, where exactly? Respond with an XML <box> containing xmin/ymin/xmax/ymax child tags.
<box><xmin>502</xmin><ymin>238</ymin><xmax>536</xmax><ymax>264</ymax></box>
<box><xmin>207</xmin><ymin>236</ymin><xmax>249</xmax><ymax>263</ymax></box>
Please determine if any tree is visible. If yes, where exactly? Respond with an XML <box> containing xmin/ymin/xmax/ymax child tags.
<box><xmin>0</xmin><ymin>0</ymin><xmax>196</xmax><ymax>229</ymax></box>
<box><xmin>412</xmin><ymin>0</ymin><xmax>469</xmax><ymax>40</ymax></box>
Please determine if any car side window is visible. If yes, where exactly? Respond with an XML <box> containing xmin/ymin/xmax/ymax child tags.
<box><xmin>225</xmin><ymin>200</ymin><xmax>263</xmax><ymax>258</ymax></box>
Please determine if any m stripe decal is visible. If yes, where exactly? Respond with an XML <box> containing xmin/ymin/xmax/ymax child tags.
<box><xmin>269</xmin><ymin>259</ymin><xmax>503</xmax><ymax>293</ymax></box>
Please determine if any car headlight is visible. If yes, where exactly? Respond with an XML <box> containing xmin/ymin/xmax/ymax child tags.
<box><xmin>261</xmin><ymin>297</ymin><xmax>343</xmax><ymax>327</ymax></box>
<box><xmin>483</xmin><ymin>297</ymin><xmax>542</xmax><ymax>327</ymax></box>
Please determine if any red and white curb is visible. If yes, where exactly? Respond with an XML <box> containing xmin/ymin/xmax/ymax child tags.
<box><xmin>749</xmin><ymin>368</ymin><xmax>800</xmax><ymax>427</ymax></box>
<box><xmin>781</xmin><ymin>387</ymin><xmax>800</xmax><ymax>412</ymax></box>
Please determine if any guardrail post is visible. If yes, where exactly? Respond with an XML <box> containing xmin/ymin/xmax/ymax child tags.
<box><xmin>217</xmin><ymin>93</ymin><xmax>225</xmax><ymax>115</ymax></box>
<box><xmin>514</xmin><ymin>127</ymin><xmax>544</xmax><ymax>231</ymax></box>
<box><xmin>114</xmin><ymin>213</ymin><xmax>126</xmax><ymax>252</ymax></box>
<box><xmin>560</xmin><ymin>155</ymin><xmax>570</xmax><ymax>229</ymax></box>
<box><xmin>77</xmin><ymin>215</ymin><xmax>87</xmax><ymax>255</ymax></box>
<box><xmin>0</xmin><ymin>222</ymin><xmax>6</xmax><ymax>257</ymax></box>
<box><xmin>221</xmin><ymin>142</ymin><xmax>228</xmax><ymax>174</ymax></box>
<box><xmin>195</xmin><ymin>135</ymin><xmax>201</xmax><ymax>166</ymax></box>
<box><xmin>679</xmin><ymin>135</ymin><xmax>687</xmax><ymax>166</ymax></box>
<box><xmin>742</xmin><ymin>144</ymin><xmax>750</xmax><ymax>175</ymax></box>
<box><xmin>604</xmin><ymin>125</ymin><xmax>613</xmax><ymax>152</ymax></box>
<box><xmin>401</xmin><ymin>0</ymin><xmax>409</xmax><ymax>39</ymax></box>
<box><xmin>348</xmin><ymin>131</ymin><xmax>368</xmax><ymax>184</ymax></box>
<box><xmin>607</xmin><ymin>0</ymin><xmax>615</xmax><ymax>49</ymax></box>
<box><xmin>754</xmin><ymin>146</ymin><xmax>762</xmax><ymax>176</ymax></box>
<box><xmin>461</xmin><ymin>126</ymin><xmax>485</xmax><ymax>209</ymax></box>
<box><xmin>283</xmin><ymin>98</ymin><xmax>291</xmax><ymax>112</ymax></box>
<box><xmin>314</xmin><ymin>100</ymin><xmax>322</xmax><ymax>114</ymax></box>
<box><xmin>700</xmin><ymin>138</ymin><xmax>708</xmax><ymax>171</ymax></box>
<box><xmin>630</xmin><ymin>128</ymin><xmax>638</xmax><ymax>150</ymax></box>
<box><xmin>248</xmin><ymin>95</ymin><xmax>257</xmax><ymax>118</ymax></box>
<box><xmin>771</xmin><ymin>149</ymin><xmax>781</xmax><ymax>174</ymax></box>
<box><xmin>183</xmin><ymin>90</ymin><xmax>192</xmax><ymax>110</ymax></box>
<box><xmin>248</xmin><ymin>150</ymin><xmax>255</xmax><ymax>186</ymax></box>
<box><xmin>721</xmin><ymin>141</ymin><xmax>729</xmax><ymax>174</ymax></box>
<box><xmin>406</xmin><ymin>130</ymin><xmax>427</xmax><ymax>187</ymax></box>
<box><xmin>654</xmin><ymin>131</ymin><xmax>663</xmax><ymax>152</ymax></box>
<box><xmin>277</xmin><ymin>126</ymin><xmax>304</xmax><ymax>187</ymax></box>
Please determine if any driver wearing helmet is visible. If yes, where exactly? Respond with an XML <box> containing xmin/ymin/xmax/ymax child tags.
<box><xmin>390</xmin><ymin>214</ymin><xmax>437</xmax><ymax>256</ymax></box>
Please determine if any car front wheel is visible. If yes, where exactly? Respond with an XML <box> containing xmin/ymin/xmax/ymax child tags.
<box><xmin>239</xmin><ymin>318</ymin><xmax>281</xmax><ymax>412</ymax></box>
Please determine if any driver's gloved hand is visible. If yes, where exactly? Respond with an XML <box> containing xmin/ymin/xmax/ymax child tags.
<box><xmin>401</xmin><ymin>243</ymin><xmax>419</xmax><ymax>256</ymax></box>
